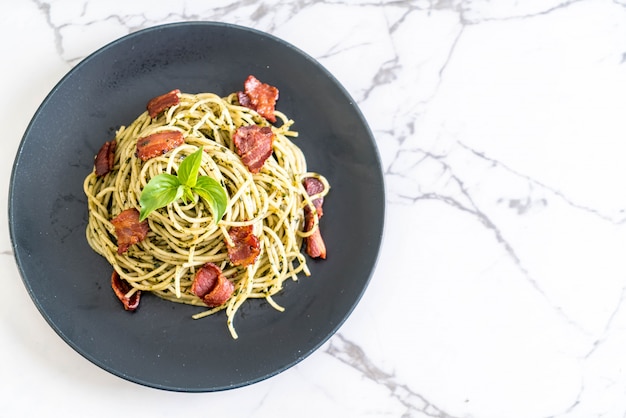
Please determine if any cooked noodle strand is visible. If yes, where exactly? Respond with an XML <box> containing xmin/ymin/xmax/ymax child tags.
<box><xmin>84</xmin><ymin>91</ymin><xmax>329</xmax><ymax>339</ymax></box>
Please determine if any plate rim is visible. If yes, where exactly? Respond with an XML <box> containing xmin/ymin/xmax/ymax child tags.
<box><xmin>8</xmin><ymin>21</ymin><xmax>386</xmax><ymax>392</ymax></box>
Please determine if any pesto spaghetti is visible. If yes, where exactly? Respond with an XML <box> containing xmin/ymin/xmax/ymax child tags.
<box><xmin>83</xmin><ymin>87</ymin><xmax>329</xmax><ymax>339</ymax></box>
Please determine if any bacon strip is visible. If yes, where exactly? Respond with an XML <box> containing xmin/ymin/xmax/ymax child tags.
<box><xmin>110</xmin><ymin>208</ymin><xmax>150</xmax><ymax>254</ymax></box>
<box><xmin>191</xmin><ymin>262</ymin><xmax>234</xmax><ymax>307</ymax></box>
<box><xmin>226</xmin><ymin>225</ymin><xmax>260</xmax><ymax>267</ymax></box>
<box><xmin>303</xmin><ymin>177</ymin><xmax>327</xmax><ymax>259</ymax></box>
<box><xmin>238</xmin><ymin>75</ymin><xmax>279</xmax><ymax>123</ymax></box>
<box><xmin>94</xmin><ymin>140</ymin><xmax>116</xmax><ymax>176</ymax></box>
<box><xmin>147</xmin><ymin>89</ymin><xmax>181</xmax><ymax>118</ymax></box>
<box><xmin>136</xmin><ymin>130</ymin><xmax>184</xmax><ymax>161</ymax></box>
<box><xmin>233</xmin><ymin>125</ymin><xmax>274</xmax><ymax>173</ymax></box>
<box><xmin>111</xmin><ymin>270</ymin><xmax>141</xmax><ymax>311</ymax></box>
<box><xmin>303</xmin><ymin>177</ymin><xmax>324</xmax><ymax>218</ymax></box>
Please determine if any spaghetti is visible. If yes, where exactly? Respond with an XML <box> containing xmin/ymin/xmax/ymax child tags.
<box><xmin>83</xmin><ymin>87</ymin><xmax>329</xmax><ymax>339</ymax></box>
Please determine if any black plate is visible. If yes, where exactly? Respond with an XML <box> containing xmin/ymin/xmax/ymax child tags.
<box><xmin>9</xmin><ymin>22</ymin><xmax>384</xmax><ymax>392</ymax></box>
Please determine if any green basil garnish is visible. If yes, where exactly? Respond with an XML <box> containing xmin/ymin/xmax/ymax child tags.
<box><xmin>139</xmin><ymin>147</ymin><xmax>228</xmax><ymax>222</ymax></box>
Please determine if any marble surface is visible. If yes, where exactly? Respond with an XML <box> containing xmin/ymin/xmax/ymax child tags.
<box><xmin>3</xmin><ymin>0</ymin><xmax>626</xmax><ymax>417</ymax></box>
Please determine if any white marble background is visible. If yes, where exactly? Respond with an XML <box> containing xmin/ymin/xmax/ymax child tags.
<box><xmin>2</xmin><ymin>0</ymin><xmax>626</xmax><ymax>417</ymax></box>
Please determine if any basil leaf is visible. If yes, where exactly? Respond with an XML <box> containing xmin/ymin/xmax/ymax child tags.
<box><xmin>181</xmin><ymin>185</ymin><xmax>195</xmax><ymax>205</ymax></box>
<box><xmin>193</xmin><ymin>176</ymin><xmax>228</xmax><ymax>222</ymax></box>
<box><xmin>177</xmin><ymin>146</ymin><xmax>203</xmax><ymax>188</ymax></box>
<box><xmin>139</xmin><ymin>173</ymin><xmax>183</xmax><ymax>221</ymax></box>
<box><xmin>137</xmin><ymin>146</ymin><xmax>228</xmax><ymax>224</ymax></box>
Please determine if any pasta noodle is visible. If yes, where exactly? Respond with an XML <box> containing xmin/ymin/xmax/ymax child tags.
<box><xmin>83</xmin><ymin>90</ymin><xmax>329</xmax><ymax>339</ymax></box>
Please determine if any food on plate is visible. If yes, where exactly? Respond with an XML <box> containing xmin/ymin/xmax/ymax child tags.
<box><xmin>83</xmin><ymin>76</ymin><xmax>329</xmax><ymax>338</ymax></box>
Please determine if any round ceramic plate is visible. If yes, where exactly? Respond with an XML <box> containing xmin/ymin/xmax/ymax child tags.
<box><xmin>9</xmin><ymin>22</ymin><xmax>384</xmax><ymax>392</ymax></box>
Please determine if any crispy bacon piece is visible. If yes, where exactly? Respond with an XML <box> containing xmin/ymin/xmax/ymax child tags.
<box><xmin>147</xmin><ymin>89</ymin><xmax>181</xmax><ymax>118</ymax></box>
<box><xmin>226</xmin><ymin>225</ymin><xmax>260</xmax><ymax>267</ymax></box>
<box><xmin>94</xmin><ymin>140</ymin><xmax>116</xmax><ymax>176</ymax></box>
<box><xmin>303</xmin><ymin>177</ymin><xmax>325</xmax><ymax>218</ymax></box>
<box><xmin>238</xmin><ymin>75</ymin><xmax>279</xmax><ymax>123</ymax></box>
<box><xmin>304</xmin><ymin>223</ymin><xmax>326</xmax><ymax>259</ymax></box>
<box><xmin>232</xmin><ymin>125</ymin><xmax>274</xmax><ymax>173</ymax></box>
<box><xmin>111</xmin><ymin>270</ymin><xmax>141</xmax><ymax>311</ymax></box>
<box><xmin>191</xmin><ymin>262</ymin><xmax>234</xmax><ymax>307</ymax></box>
<box><xmin>110</xmin><ymin>208</ymin><xmax>150</xmax><ymax>254</ymax></box>
<box><xmin>303</xmin><ymin>177</ymin><xmax>327</xmax><ymax>259</ymax></box>
<box><xmin>237</xmin><ymin>91</ymin><xmax>251</xmax><ymax>108</ymax></box>
<box><xmin>136</xmin><ymin>130</ymin><xmax>184</xmax><ymax>161</ymax></box>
